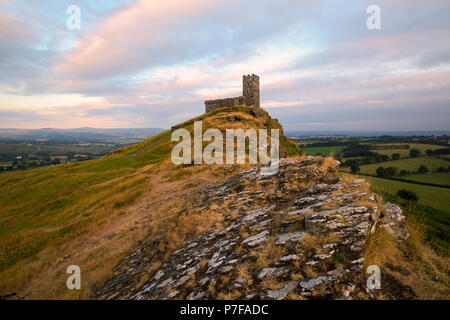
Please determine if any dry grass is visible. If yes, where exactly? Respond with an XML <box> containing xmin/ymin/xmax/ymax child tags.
<box><xmin>0</xmin><ymin>158</ymin><xmax>248</xmax><ymax>299</ymax></box>
<box><xmin>260</xmin><ymin>277</ymin><xmax>286</xmax><ymax>291</ymax></box>
<box><xmin>287</xmin><ymin>291</ymin><xmax>306</xmax><ymax>299</ymax></box>
<box><xmin>319</xmin><ymin>157</ymin><xmax>338</xmax><ymax>172</ymax></box>
<box><xmin>364</xmin><ymin>220</ymin><xmax>450</xmax><ymax>299</ymax></box>
<box><xmin>304</xmin><ymin>266</ymin><xmax>318</xmax><ymax>278</ymax></box>
<box><xmin>354</xmin><ymin>198</ymin><xmax>377</xmax><ymax>210</ymax></box>
<box><xmin>254</xmin><ymin>237</ymin><xmax>286</xmax><ymax>269</ymax></box>
<box><xmin>319</xmin><ymin>199</ymin><xmax>345</xmax><ymax>211</ymax></box>
<box><xmin>290</xmin><ymin>272</ymin><xmax>304</xmax><ymax>281</ymax></box>
<box><xmin>236</xmin><ymin>262</ymin><xmax>254</xmax><ymax>286</ymax></box>
<box><xmin>216</xmin><ymin>290</ymin><xmax>242</xmax><ymax>300</ymax></box>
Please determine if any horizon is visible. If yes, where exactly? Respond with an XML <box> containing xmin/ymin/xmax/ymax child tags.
<box><xmin>1</xmin><ymin>1</ymin><xmax>450</xmax><ymax>131</ymax></box>
<box><xmin>1</xmin><ymin>126</ymin><xmax>449</xmax><ymax>136</ymax></box>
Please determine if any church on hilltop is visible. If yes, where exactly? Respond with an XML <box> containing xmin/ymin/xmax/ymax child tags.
<box><xmin>204</xmin><ymin>74</ymin><xmax>260</xmax><ymax>113</ymax></box>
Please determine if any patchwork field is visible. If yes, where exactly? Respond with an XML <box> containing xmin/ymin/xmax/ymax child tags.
<box><xmin>369</xmin><ymin>143</ymin><xmax>444</xmax><ymax>158</ymax></box>
<box><xmin>405</xmin><ymin>173</ymin><xmax>450</xmax><ymax>187</ymax></box>
<box><xmin>356</xmin><ymin>156</ymin><xmax>449</xmax><ymax>175</ymax></box>
<box><xmin>303</xmin><ymin>146</ymin><xmax>345</xmax><ymax>156</ymax></box>
<box><xmin>360</xmin><ymin>175</ymin><xmax>450</xmax><ymax>212</ymax></box>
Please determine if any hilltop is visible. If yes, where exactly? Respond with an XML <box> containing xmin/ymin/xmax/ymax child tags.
<box><xmin>0</xmin><ymin>107</ymin><xmax>448</xmax><ymax>300</ymax></box>
<box><xmin>0</xmin><ymin>106</ymin><xmax>300</xmax><ymax>298</ymax></box>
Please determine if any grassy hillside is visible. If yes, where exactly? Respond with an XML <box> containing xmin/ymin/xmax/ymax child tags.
<box><xmin>0</xmin><ymin>106</ymin><xmax>301</xmax><ymax>298</ymax></box>
<box><xmin>361</xmin><ymin>175</ymin><xmax>449</xmax><ymax>212</ymax></box>
<box><xmin>358</xmin><ymin>175</ymin><xmax>449</xmax><ymax>256</ymax></box>
<box><xmin>405</xmin><ymin>173</ymin><xmax>450</xmax><ymax>187</ymax></box>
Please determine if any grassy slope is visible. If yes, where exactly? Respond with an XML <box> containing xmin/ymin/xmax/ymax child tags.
<box><xmin>405</xmin><ymin>173</ymin><xmax>450</xmax><ymax>186</ymax></box>
<box><xmin>361</xmin><ymin>175</ymin><xmax>449</xmax><ymax>212</ymax></box>
<box><xmin>0</xmin><ymin>106</ymin><xmax>301</xmax><ymax>297</ymax></box>
<box><xmin>352</xmin><ymin>174</ymin><xmax>449</xmax><ymax>256</ymax></box>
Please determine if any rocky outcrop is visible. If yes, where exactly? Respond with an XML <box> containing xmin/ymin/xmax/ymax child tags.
<box><xmin>95</xmin><ymin>157</ymin><xmax>408</xmax><ymax>300</ymax></box>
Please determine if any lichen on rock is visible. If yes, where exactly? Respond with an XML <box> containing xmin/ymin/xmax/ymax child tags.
<box><xmin>95</xmin><ymin>157</ymin><xmax>408</xmax><ymax>300</ymax></box>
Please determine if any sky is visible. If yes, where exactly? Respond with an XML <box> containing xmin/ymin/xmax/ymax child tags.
<box><xmin>0</xmin><ymin>0</ymin><xmax>449</xmax><ymax>131</ymax></box>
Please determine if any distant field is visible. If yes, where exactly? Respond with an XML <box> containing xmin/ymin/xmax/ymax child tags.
<box><xmin>360</xmin><ymin>175</ymin><xmax>450</xmax><ymax>212</ymax></box>
<box><xmin>369</xmin><ymin>143</ymin><xmax>443</xmax><ymax>158</ymax></box>
<box><xmin>404</xmin><ymin>173</ymin><xmax>450</xmax><ymax>187</ymax></box>
<box><xmin>303</xmin><ymin>146</ymin><xmax>345</xmax><ymax>156</ymax></box>
<box><xmin>303</xmin><ymin>143</ymin><xmax>446</xmax><ymax>159</ymax></box>
<box><xmin>0</xmin><ymin>142</ymin><xmax>114</xmax><ymax>156</ymax></box>
<box><xmin>292</xmin><ymin>140</ymin><xmax>315</xmax><ymax>145</ymax></box>
<box><xmin>356</xmin><ymin>156</ymin><xmax>449</xmax><ymax>175</ymax></box>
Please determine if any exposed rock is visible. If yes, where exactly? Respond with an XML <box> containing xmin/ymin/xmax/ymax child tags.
<box><xmin>275</xmin><ymin>231</ymin><xmax>305</xmax><ymax>245</ymax></box>
<box><xmin>381</xmin><ymin>203</ymin><xmax>409</xmax><ymax>242</ymax></box>
<box><xmin>258</xmin><ymin>267</ymin><xmax>289</xmax><ymax>279</ymax></box>
<box><xmin>266</xmin><ymin>281</ymin><xmax>299</xmax><ymax>300</ymax></box>
<box><xmin>279</xmin><ymin>254</ymin><xmax>303</xmax><ymax>262</ymax></box>
<box><xmin>242</xmin><ymin>230</ymin><xmax>269</xmax><ymax>247</ymax></box>
<box><xmin>94</xmin><ymin>157</ymin><xmax>408</xmax><ymax>301</ymax></box>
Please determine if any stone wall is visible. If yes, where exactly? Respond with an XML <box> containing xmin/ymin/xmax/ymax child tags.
<box><xmin>205</xmin><ymin>96</ymin><xmax>245</xmax><ymax>113</ymax></box>
<box><xmin>204</xmin><ymin>74</ymin><xmax>260</xmax><ymax>113</ymax></box>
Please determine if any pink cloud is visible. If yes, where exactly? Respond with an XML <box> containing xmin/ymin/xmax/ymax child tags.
<box><xmin>55</xmin><ymin>0</ymin><xmax>219</xmax><ymax>79</ymax></box>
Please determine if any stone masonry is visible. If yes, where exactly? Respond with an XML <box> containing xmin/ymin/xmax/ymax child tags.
<box><xmin>205</xmin><ymin>74</ymin><xmax>260</xmax><ymax>113</ymax></box>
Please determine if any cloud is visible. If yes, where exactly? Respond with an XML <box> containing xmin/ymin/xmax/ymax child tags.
<box><xmin>0</xmin><ymin>0</ymin><xmax>449</xmax><ymax>130</ymax></box>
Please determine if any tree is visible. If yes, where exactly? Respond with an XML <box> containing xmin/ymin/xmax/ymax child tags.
<box><xmin>437</xmin><ymin>167</ymin><xmax>446</xmax><ymax>173</ymax></box>
<box><xmin>392</xmin><ymin>153</ymin><xmax>401</xmax><ymax>160</ymax></box>
<box><xmin>409</xmin><ymin>149</ymin><xmax>421</xmax><ymax>157</ymax></box>
<box><xmin>380</xmin><ymin>154</ymin><xmax>389</xmax><ymax>162</ymax></box>
<box><xmin>384</xmin><ymin>167</ymin><xmax>397</xmax><ymax>177</ymax></box>
<box><xmin>399</xmin><ymin>169</ymin><xmax>410</xmax><ymax>176</ymax></box>
<box><xmin>376</xmin><ymin>167</ymin><xmax>385</xmax><ymax>177</ymax></box>
<box><xmin>350</xmin><ymin>163</ymin><xmax>360</xmax><ymax>174</ymax></box>
<box><xmin>417</xmin><ymin>165</ymin><xmax>429</xmax><ymax>174</ymax></box>
<box><xmin>397</xmin><ymin>189</ymin><xmax>418</xmax><ymax>202</ymax></box>
<box><xmin>426</xmin><ymin>149</ymin><xmax>433</xmax><ymax>156</ymax></box>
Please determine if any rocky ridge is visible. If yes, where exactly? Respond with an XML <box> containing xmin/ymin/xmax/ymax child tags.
<box><xmin>95</xmin><ymin>157</ymin><xmax>408</xmax><ymax>300</ymax></box>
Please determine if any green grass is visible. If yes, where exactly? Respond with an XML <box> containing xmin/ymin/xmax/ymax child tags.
<box><xmin>0</xmin><ymin>106</ymin><xmax>302</xmax><ymax>281</ymax></box>
<box><xmin>404</xmin><ymin>173</ymin><xmax>450</xmax><ymax>187</ymax></box>
<box><xmin>303</xmin><ymin>146</ymin><xmax>345</xmax><ymax>157</ymax></box>
<box><xmin>348</xmin><ymin>174</ymin><xmax>449</xmax><ymax>255</ymax></box>
<box><xmin>0</xmin><ymin>142</ymin><xmax>113</xmax><ymax>156</ymax></box>
<box><xmin>369</xmin><ymin>143</ymin><xmax>443</xmax><ymax>158</ymax></box>
<box><xmin>360</xmin><ymin>175</ymin><xmax>450</xmax><ymax>212</ymax></box>
<box><xmin>0</xmin><ymin>129</ymin><xmax>173</xmax><ymax>274</ymax></box>
<box><xmin>356</xmin><ymin>156</ymin><xmax>449</xmax><ymax>175</ymax></box>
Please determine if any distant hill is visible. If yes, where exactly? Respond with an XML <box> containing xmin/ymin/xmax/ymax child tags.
<box><xmin>285</xmin><ymin>130</ymin><xmax>450</xmax><ymax>137</ymax></box>
<box><xmin>0</xmin><ymin>128</ymin><xmax>165</xmax><ymax>141</ymax></box>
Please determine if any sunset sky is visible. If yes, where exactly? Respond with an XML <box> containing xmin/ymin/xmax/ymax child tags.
<box><xmin>1</xmin><ymin>0</ymin><xmax>449</xmax><ymax>130</ymax></box>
